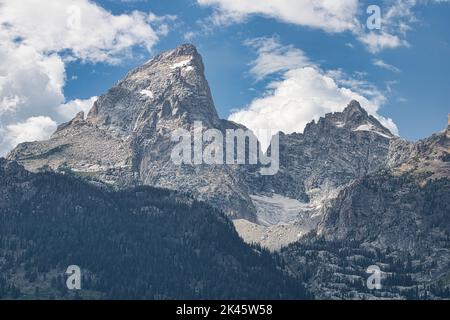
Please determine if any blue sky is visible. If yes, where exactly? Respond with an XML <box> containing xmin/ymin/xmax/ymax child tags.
<box><xmin>1</xmin><ymin>0</ymin><xmax>449</xmax><ymax>155</ymax></box>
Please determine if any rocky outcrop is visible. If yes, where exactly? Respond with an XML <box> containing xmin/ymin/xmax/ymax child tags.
<box><xmin>235</xmin><ymin>101</ymin><xmax>396</xmax><ymax>249</ymax></box>
<box><xmin>267</xmin><ymin>100</ymin><xmax>394</xmax><ymax>201</ymax></box>
<box><xmin>317</xmin><ymin>123</ymin><xmax>450</xmax><ymax>253</ymax></box>
<box><xmin>7</xmin><ymin>44</ymin><xmax>256</xmax><ymax>220</ymax></box>
<box><xmin>10</xmin><ymin>43</ymin><xmax>444</xmax><ymax>253</ymax></box>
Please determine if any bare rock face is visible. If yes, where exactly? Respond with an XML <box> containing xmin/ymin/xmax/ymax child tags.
<box><xmin>7</xmin><ymin>44</ymin><xmax>256</xmax><ymax>220</ymax></box>
<box><xmin>7</xmin><ymin>111</ymin><xmax>137</xmax><ymax>186</ymax></box>
<box><xmin>279</xmin><ymin>119</ymin><xmax>450</xmax><ymax>298</ymax></box>
<box><xmin>86</xmin><ymin>44</ymin><xmax>222</xmax><ymax>133</ymax></box>
<box><xmin>9</xmin><ymin>62</ymin><xmax>397</xmax><ymax>245</ymax></box>
<box><xmin>263</xmin><ymin>100</ymin><xmax>394</xmax><ymax>201</ymax></box>
<box><xmin>317</xmin><ymin>122</ymin><xmax>450</xmax><ymax>254</ymax></box>
<box><xmin>235</xmin><ymin>100</ymin><xmax>397</xmax><ymax>249</ymax></box>
<box><xmin>11</xmin><ymin>43</ymin><xmax>441</xmax><ymax>254</ymax></box>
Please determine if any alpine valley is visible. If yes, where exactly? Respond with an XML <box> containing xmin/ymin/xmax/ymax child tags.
<box><xmin>2</xmin><ymin>44</ymin><xmax>449</xmax><ymax>299</ymax></box>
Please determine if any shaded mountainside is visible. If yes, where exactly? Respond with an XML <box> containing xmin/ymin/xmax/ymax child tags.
<box><xmin>317</xmin><ymin>172</ymin><xmax>450</xmax><ymax>253</ymax></box>
<box><xmin>0</xmin><ymin>159</ymin><xmax>309</xmax><ymax>299</ymax></box>
<box><xmin>281</xmin><ymin>236</ymin><xmax>450</xmax><ymax>300</ymax></box>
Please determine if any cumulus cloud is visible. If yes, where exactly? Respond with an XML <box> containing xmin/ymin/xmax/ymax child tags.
<box><xmin>1</xmin><ymin>0</ymin><xmax>170</xmax><ymax>63</ymax></box>
<box><xmin>229</xmin><ymin>38</ymin><xmax>398</xmax><ymax>150</ymax></box>
<box><xmin>358</xmin><ymin>32</ymin><xmax>408</xmax><ymax>53</ymax></box>
<box><xmin>0</xmin><ymin>34</ymin><xmax>65</xmax><ymax>122</ymax></box>
<box><xmin>198</xmin><ymin>0</ymin><xmax>449</xmax><ymax>53</ymax></box>
<box><xmin>0</xmin><ymin>0</ymin><xmax>172</xmax><ymax>156</ymax></box>
<box><xmin>197</xmin><ymin>0</ymin><xmax>360</xmax><ymax>32</ymax></box>
<box><xmin>57</xmin><ymin>96</ymin><xmax>98</xmax><ymax>121</ymax></box>
<box><xmin>0</xmin><ymin>117</ymin><xmax>57</xmax><ymax>155</ymax></box>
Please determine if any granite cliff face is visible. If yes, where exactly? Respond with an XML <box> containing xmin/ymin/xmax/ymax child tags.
<box><xmin>7</xmin><ymin>44</ymin><xmax>449</xmax><ymax>256</ymax></box>
<box><xmin>235</xmin><ymin>100</ymin><xmax>397</xmax><ymax>249</ymax></box>
<box><xmin>8</xmin><ymin>44</ymin><xmax>256</xmax><ymax>220</ymax></box>
<box><xmin>280</xmin><ymin>122</ymin><xmax>450</xmax><ymax>299</ymax></box>
<box><xmin>317</xmin><ymin>121</ymin><xmax>450</xmax><ymax>252</ymax></box>
<box><xmin>7</xmin><ymin>45</ymin><xmax>401</xmax><ymax>246</ymax></box>
<box><xmin>264</xmin><ymin>100</ymin><xmax>393</xmax><ymax>201</ymax></box>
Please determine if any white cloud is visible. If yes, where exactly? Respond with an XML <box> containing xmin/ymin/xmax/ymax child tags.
<box><xmin>1</xmin><ymin>0</ymin><xmax>169</xmax><ymax>63</ymax></box>
<box><xmin>0</xmin><ymin>0</ymin><xmax>172</xmax><ymax>155</ymax></box>
<box><xmin>356</xmin><ymin>0</ymin><xmax>429</xmax><ymax>53</ymax></box>
<box><xmin>1</xmin><ymin>116</ymin><xmax>57</xmax><ymax>155</ymax></box>
<box><xmin>199</xmin><ymin>0</ymin><xmax>449</xmax><ymax>53</ymax></box>
<box><xmin>229</xmin><ymin>39</ymin><xmax>398</xmax><ymax>149</ymax></box>
<box><xmin>197</xmin><ymin>0</ymin><xmax>360</xmax><ymax>32</ymax></box>
<box><xmin>245</xmin><ymin>37</ymin><xmax>311</xmax><ymax>81</ymax></box>
<box><xmin>57</xmin><ymin>96</ymin><xmax>98</xmax><ymax>121</ymax></box>
<box><xmin>373</xmin><ymin>59</ymin><xmax>400</xmax><ymax>73</ymax></box>
<box><xmin>0</xmin><ymin>35</ymin><xmax>65</xmax><ymax>122</ymax></box>
<box><xmin>183</xmin><ymin>31</ymin><xmax>196</xmax><ymax>41</ymax></box>
<box><xmin>358</xmin><ymin>32</ymin><xmax>408</xmax><ymax>53</ymax></box>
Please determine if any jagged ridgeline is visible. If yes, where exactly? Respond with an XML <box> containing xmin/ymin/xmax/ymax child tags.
<box><xmin>0</xmin><ymin>159</ymin><xmax>310</xmax><ymax>299</ymax></box>
<box><xmin>5</xmin><ymin>44</ymin><xmax>415</xmax><ymax>250</ymax></box>
<box><xmin>7</xmin><ymin>44</ymin><xmax>258</xmax><ymax>221</ymax></box>
<box><xmin>3</xmin><ymin>43</ymin><xmax>450</xmax><ymax>300</ymax></box>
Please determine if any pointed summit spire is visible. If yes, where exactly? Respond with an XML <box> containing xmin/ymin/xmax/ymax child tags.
<box><xmin>342</xmin><ymin>100</ymin><xmax>369</xmax><ymax>125</ymax></box>
<box><xmin>86</xmin><ymin>43</ymin><xmax>221</xmax><ymax>132</ymax></box>
<box><xmin>344</xmin><ymin>100</ymin><xmax>366</xmax><ymax>115</ymax></box>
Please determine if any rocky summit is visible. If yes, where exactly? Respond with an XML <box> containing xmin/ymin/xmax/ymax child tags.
<box><xmin>7</xmin><ymin>43</ymin><xmax>398</xmax><ymax>248</ymax></box>
<box><xmin>7</xmin><ymin>44</ymin><xmax>450</xmax><ymax>254</ymax></box>
<box><xmin>7</xmin><ymin>44</ymin><xmax>257</xmax><ymax>221</ymax></box>
<box><xmin>3</xmin><ymin>43</ymin><xmax>450</xmax><ymax>300</ymax></box>
<box><xmin>235</xmin><ymin>100</ymin><xmax>397</xmax><ymax>249</ymax></box>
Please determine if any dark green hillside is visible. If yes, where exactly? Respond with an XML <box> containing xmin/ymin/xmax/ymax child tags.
<box><xmin>0</xmin><ymin>159</ymin><xmax>309</xmax><ymax>299</ymax></box>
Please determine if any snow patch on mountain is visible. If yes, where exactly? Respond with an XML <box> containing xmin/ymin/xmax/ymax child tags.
<box><xmin>171</xmin><ymin>58</ymin><xmax>192</xmax><ymax>69</ymax></box>
<box><xmin>250</xmin><ymin>194</ymin><xmax>308</xmax><ymax>226</ymax></box>
<box><xmin>140</xmin><ymin>89</ymin><xmax>154</xmax><ymax>99</ymax></box>
<box><xmin>353</xmin><ymin>122</ymin><xmax>392</xmax><ymax>139</ymax></box>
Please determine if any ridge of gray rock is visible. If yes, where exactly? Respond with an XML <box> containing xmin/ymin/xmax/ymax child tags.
<box><xmin>9</xmin><ymin>44</ymin><xmax>434</xmax><ymax>252</ymax></box>
<box><xmin>7</xmin><ymin>44</ymin><xmax>257</xmax><ymax>221</ymax></box>
<box><xmin>234</xmin><ymin>100</ymin><xmax>398</xmax><ymax>249</ymax></box>
<box><xmin>246</xmin><ymin>100</ymin><xmax>394</xmax><ymax>201</ymax></box>
<box><xmin>317</xmin><ymin>120</ymin><xmax>450</xmax><ymax>253</ymax></box>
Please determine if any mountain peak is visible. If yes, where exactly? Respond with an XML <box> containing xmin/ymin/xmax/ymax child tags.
<box><xmin>341</xmin><ymin>100</ymin><xmax>392</xmax><ymax>136</ymax></box>
<box><xmin>300</xmin><ymin>100</ymin><xmax>393</xmax><ymax>139</ymax></box>
<box><xmin>170</xmin><ymin>43</ymin><xmax>200</xmax><ymax>57</ymax></box>
<box><xmin>343</xmin><ymin>100</ymin><xmax>367</xmax><ymax>117</ymax></box>
<box><xmin>138</xmin><ymin>43</ymin><xmax>204</xmax><ymax>74</ymax></box>
<box><xmin>86</xmin><ymin>43</ymin><xmax>220</xmax><ymax>132</ymax></box>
